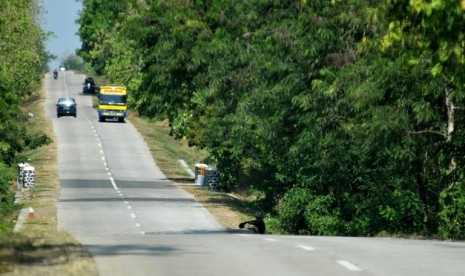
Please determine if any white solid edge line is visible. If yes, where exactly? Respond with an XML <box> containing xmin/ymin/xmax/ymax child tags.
<box><xmin>13</xmin><ymin>208</ymin><xmax>29</xmax><ymax>233</ymax></box>
<box><xmin>178</xmin><ymin>159</ymin><xmax>195</xmax><ymax>177</ymax></box>
<box><xmin>337</xmin><ymin>260</ymin><xmax>362</xmax><ymax>272</ymax></box>
<box><xmin>178</xmin><ymin>159</ymin><xmax>189</xmax><ymax>168</ymax></box>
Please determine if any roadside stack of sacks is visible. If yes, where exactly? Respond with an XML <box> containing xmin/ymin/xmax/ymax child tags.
<box><xmin>205</xmin><ymin>167</ymin><xmax>219</xmax><ymax>189</ymax></box>
<box><xmin>18</xmin><ymin>163</ymin><xmax>35</xmax><ymax>189</ymax></box>
<box><xmin>194</xmin><ymin>163</ymin><xmax>219</xmax><ymax>189</ymax></box>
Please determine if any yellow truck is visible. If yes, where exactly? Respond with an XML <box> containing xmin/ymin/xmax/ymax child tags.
<box><xmin>98</xmin><ymin>86</ymin><xmax>127</xmax><ymax>122</ymax></box>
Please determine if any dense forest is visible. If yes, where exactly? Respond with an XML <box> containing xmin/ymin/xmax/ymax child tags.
<box><xmin>77</xmin><ymin>0</ymin><xmax>465</xmax><ymax>238</ymax></box>
<box><xmin>0</xmin><ymin>0</ymin><xmax>51</xmax><ymax>233</ymax></box>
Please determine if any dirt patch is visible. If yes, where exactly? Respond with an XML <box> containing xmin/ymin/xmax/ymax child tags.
<box><xmin>175</xmin><ymin>183</ymin><xmax>250</xmax><ymax>230</ymax></box>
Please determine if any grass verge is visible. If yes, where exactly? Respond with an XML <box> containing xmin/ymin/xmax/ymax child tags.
<box><xmin>127</xmin><ymin>112</ymin><xmax>259</xmax><ymax>230</ymax></box>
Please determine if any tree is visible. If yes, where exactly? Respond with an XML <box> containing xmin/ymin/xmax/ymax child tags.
<box><xmin>76</xmin><ymin>0</ymin><xmax>465</xmax><ymax>237</ymax></box>
<box><xmin>0</xmin><ymin>0</ymin><xmax>49</xmax><ymax>163</ymax></box>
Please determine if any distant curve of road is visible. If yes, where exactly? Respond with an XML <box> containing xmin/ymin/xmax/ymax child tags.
<box><xmin>46</xmin><ymin>71</ymin><xmax>465</xmax><ymax>276</ymax></box>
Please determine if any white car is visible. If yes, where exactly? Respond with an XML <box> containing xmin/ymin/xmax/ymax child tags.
<box><xmin>59</xmin><ymin>66</ymin><xmax>66</xmax><ymax>71</ymax></box>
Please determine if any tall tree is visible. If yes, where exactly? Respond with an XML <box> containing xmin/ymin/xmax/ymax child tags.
<box><xmin>0</xmin><ymin>0</ymin><xmax>49</xmax><ymax>163</ymax></box>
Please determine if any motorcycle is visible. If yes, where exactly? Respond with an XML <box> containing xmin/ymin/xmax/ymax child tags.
<box><xmin>53</xmin><ymin>71</ymin><xmax>58</xmax><ymax>79</ymax></box>
<box><xmin>238</xmin><ymin>213</ymin><xmax>266</xmax><ymax>234</ymax></box>
<box><xmin>238</xmin><ymin>223</ymin><xmax>260</xmax><ymax>234</ymax></box>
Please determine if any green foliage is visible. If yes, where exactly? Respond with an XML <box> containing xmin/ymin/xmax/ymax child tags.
<box><xmin>0</xmin><ymin>162</ymin><xmax>16</xmax><ymax>208</ymax></box>
<box><xmin>77</xmin><ymin>0</ymin><xmax>131</xmax><ymax>75</ymax></box>
<box><xmin>277</xmin><ymin>188</ymin><xmax>341</xmax><ymax>235</ymax></box>
<box><xmin>277</xmin><ymin>188</ymin><xmax>313</xmax><ymax>234</ymax></box>
<box><xmin>304</xmin><ymin>194</ymin><xmax>341</xmax><ymax>236</ymax></box>
<box><xmin>0</xmin><ymin>0</ymin><xmax>49</xmax><ymax>164</ymax></box>
<box><xmin>0</xmin><ymin>162</ymin><xmax>19</xmax><ymax>234</ymax></box>
<box><xmin>438</xmin><ymin>184</ymin><xmax>465</xmax><ymax>240</ymax></box>
<box><xmin>0</xmin><ymin>0</ymin><xmax>49</xmax><ymax>232</ymax></box>
<box><xmin>62</xmin><ymin>55</ymin><xmax>85</xmax><ymax>72</ymax></box>
<box><xmin>26</xmin><ymin>133</ymin><xmax>52</xmax><ymax>150</ymax></box>
<box><xmin>77</xmin><ymin>0</ymin><xmax>465</xmax><ymax>238</ymax></box>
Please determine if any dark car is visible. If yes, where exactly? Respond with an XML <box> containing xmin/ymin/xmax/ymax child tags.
<box><xmin>56</xmin><ymin>97</ymin><xmax>77</xmax><ymax>118</ymax></box>
<box><xmin>83</xmin><ymin>77</ymin><xmax>96</xmax><ymax>94</ymax></box>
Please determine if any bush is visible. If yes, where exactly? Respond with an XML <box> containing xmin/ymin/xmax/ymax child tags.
<box><xmin>27</xmin><ymin>133</ymin><xmax>52</xmax><ymax>150</ymax></box>
<box><xmin>0</xmin><ymin>162</ymin><xmax>16</xmax><ymax>206</ymax></box>
<box><xmin>0</xmin><ymin>162</ymin><xmax>18</xmax><ymax>234</ymax></box>
<box><xmin>277</xmin><ymin>187</ymin><xmax>313</xmax><ymax>234</ymax></box>
<box><xmin>304</xmin><ymin>194</ymin><xmax>341</xmax><ymax>236</ymax></box>
<box><xmin>438</xmin><ymin>184</ymin><xmax>465</xmax><ymax>240</ymax></box>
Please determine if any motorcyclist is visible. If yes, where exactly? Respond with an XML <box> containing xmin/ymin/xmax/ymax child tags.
<box><xmin>239</xmin><ymin>212</ymin><xmax>266</xmax><ymax>234</ymax></box>
<box><xmin>84</xmin><ymin>76</ymin><xmax>94</xmax><ymax>85</ymax></box>
<box><xmin>84</xmin><ymin>77</ymin><xmax>95</xmax><ymax>86</ymax></box>
<box><xmin>53</xmin><ymin>69</ymin><xmax>58</xmax><ymax>79</ymax></box>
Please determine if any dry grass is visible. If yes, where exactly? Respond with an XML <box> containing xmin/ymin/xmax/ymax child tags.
<box><xmin>128</xmin><ymin>112</ymin><xmax>257</xmax><ymax>230</ymax></box>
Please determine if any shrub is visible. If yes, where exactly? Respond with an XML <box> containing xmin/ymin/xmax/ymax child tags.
<box><xmin>438</xmin><ymin>184</ymin><xmax>465</xmax><ymax>240</ymax></box>
<box><xmin>304</xmin><ymin>194</ymin><xmax>341</xmax><ymax>236</ymax></box>
<box><xmin>0</xmin><ymin>162</ymin><xmax>18</xmax><ymax>234</ymax></box>
<box><xmin>0</xmin><ymin>162</ymin><xmax>16</xmax><ymax>208</ymax></box>
<box><xmin>277</xmin><ymin>187</ymin><xmax>313</xmax><ymax>234</ymax></box>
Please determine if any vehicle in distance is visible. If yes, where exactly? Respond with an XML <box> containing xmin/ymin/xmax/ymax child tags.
<box><xmin>83</xmin><ymin>76</ymin><xmax>96</xmax><ymax>94</ymax></box>
<box><xmin>98</xmin><ymin>86</ymin><xmax>127</xmax><ymax>122</ymax></box>
<box><xmin>56</xmin><ymin>97</ymin><xmax>77</xmax><ymax>118</ymax></box>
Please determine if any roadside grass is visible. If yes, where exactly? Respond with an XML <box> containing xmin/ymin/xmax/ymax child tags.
<box><xmin>0</xmin><ymin>83</ymin><xmax>98</xmax><ymax>275</ymax></box>
<box><xmin>127</xmin><ymin>112</ymin><xmax>261</xmax><ymax>230</ymax></box>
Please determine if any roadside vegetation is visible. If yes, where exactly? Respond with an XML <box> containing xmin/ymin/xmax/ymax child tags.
<box><xmin>2</xmin><ymin>0</ymin><xmax>465</xmax><ymax>272</ymax></box>
<box><xmin>78</xmin><ymin>0</ymin><xmax>465</xmax><ymax>239</ymax></box>
<box><xmin>3</xmin><ymin>3</ymin><xmax>465</xmax><ymax>273</ymax></box>
<box><xmin>127</xmin><ymin>112</ymin><xmax>272</xmax><ymax>230</ymax></box>
<box><xmin>0</xmin><ymin>1</ymin><xmax>96</xmax><ymax>274</ymax></box>
<box><xmin>0</xmin><ymin>84</ymin><xmax>98</xmax><ymax>275</ymax></box>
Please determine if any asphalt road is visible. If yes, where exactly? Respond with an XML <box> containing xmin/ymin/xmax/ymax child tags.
<box><xmin>47</xmin><ymin>71</ymin><xmax>465</xmax><ymax>276</ymax></box>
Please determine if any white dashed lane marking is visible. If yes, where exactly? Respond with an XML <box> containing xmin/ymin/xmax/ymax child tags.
<box><xmin>258</xmin><ymin>237</ymin><xmax>362</xmax><ymax>272</ymax></box>
<box><xmin>89</xmin><ymin>120</ymin><xmax>145</xmax><ymax>235</ymax></box>
<box><xmin>295</xmin><ymin>245</ymin><xmax>315</xmax><ymax>251</ymax></box>
<box><xmin>264</xmin><ymin>238</ymin><xmax>278</xmax><ymax>242</ymax></box>
<box><xmin>337</xmin><ymin>260</ymin><xmax>362</xmax><ymax>271</ymax></box>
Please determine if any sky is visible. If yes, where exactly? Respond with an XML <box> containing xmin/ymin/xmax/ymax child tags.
<box><xmin>40</xmin><ymin>0</ymin><xmax>82</xmax><ymax>70</ymax></box>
